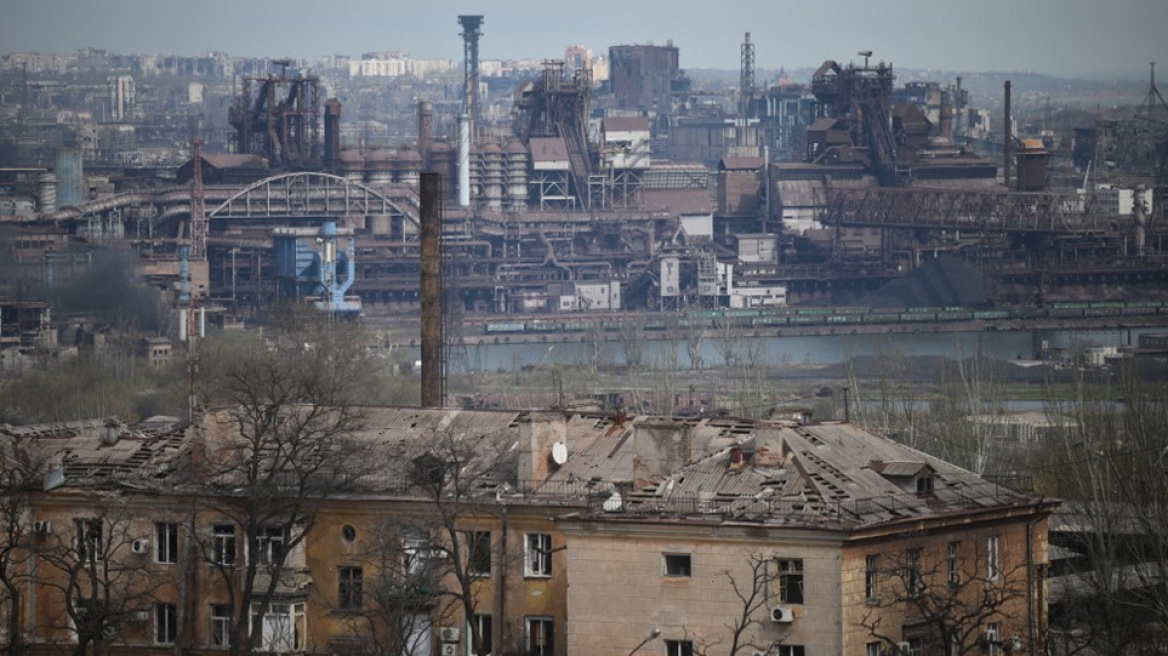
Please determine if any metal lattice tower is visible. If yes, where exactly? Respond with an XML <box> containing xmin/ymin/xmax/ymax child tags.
<box><xmin>739</xmin><ymin>32</ymin><xmax>754</xmax><ymax>120</ymax></box>
<box><xmin>459</xmin><ymin>15</ymin><xmax>484</xmax><ymax>127</ymax></box>
<box><xmin>189</xmin><ymin>137</ymin><xmax>207</xmax><ymax>260</ymax></box>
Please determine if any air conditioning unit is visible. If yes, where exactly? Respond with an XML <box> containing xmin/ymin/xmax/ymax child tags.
<box><xmin>131</xmin><ymin>539</ymin><xmax>149</xmax><ymax>555</ymax></box>
<box><xmin>33</xmin><ymin>520</ymin><xmax>51</xmax><ymax>534</ymax></box>
<box><xmin>895</xmin><ymin>641</ymin><xmax>911</xmax><ymax>656</ymax></box>
<box><xmin>769</xmin><ymin>606</ymin><xmax>794</xmax><ymax>623</ymax></box>
<box><xmin>438</xmin><ymin>627</ymin><xmax>461</xmax><ymax>642</ymax></box>
<box><xmin>440</xmin><ymin>644</ymin><xmax>457</xmax><ymax>656</ymax></box>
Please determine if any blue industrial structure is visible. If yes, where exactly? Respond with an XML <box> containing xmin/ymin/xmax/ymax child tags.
<box><xmin>273</xmin><ymin>221</ymin><xmax>361</xmax><ymax>317</ymax></box>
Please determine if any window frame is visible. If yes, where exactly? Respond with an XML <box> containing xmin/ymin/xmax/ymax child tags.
<box><xmin>776</xmin><ymin>558</ymin><xmax>804</xmax><ymax>605</ymax></box>
<box><xmin>987</xmin><ymin>535</ymin><xmax>1000</xmax><ymax>581</ymax></box>
<box><xmin>255</xmin><ymin>525</ymin><xmax>288</xmax><ymax>567</ymax></box>
<box><xmin>524</xmin><ymin>616</ymin><xmax>554</xmax><ymax>656</ymax></box>
<box><xmin>210</xmin><ymin>603</ymin><xmax>232</xmax><ymax>648</ymax></box>
<box><xmin>663</xmin><ymin>553</ymin><xmax>692</xmax><ymax>578</ymax></box>
<box><xmin>985</xmin><ymin>622</ymin><xmax>1001</xmax><ymax>656</ymax></box>
<box><xmin>154</xmin><ymin>602</ymin><xmax>177</xmax><ymax>645</ymax></box>
<box><xmin>75</xmin><ymin>518</ymin><xmax>103</xmax><ymax>563</ymax></box>
<box><xmin>524</xmin><ymin>533</ymin><xmax>553</xmax><ymax>578</ymax></box>
<box><xmin>947</xmin><ymin>541</ymin><xmax>961</xmax><ymax>586</ymax></box>
<box><xmin>466</xmin><ymin>530</ymin><xmax>492</xmax><ymax>577</ymax></box>
<box><xmin>468</xmin><ymin>613</ymin><xmax>493</xmax><ymax>656</ymax></box>
<box><xmin>155</xmin><ymin>521</ymin><xmax>179</xmax><ymax>565</ymax></box>
<box><xmin>338</xmin><ymin>565</ymin><xmax>363</xmax><ymax>610</ymax></box>
<box><xmin>212</xmin><ymin>524</ymin><xmax>237</xmax><ymax>566</ymax></box>
<box><xmin>906</xmin><ymin>547</ymin><xmax>923</xmax><ymax>596</ymax></box>
<box><xmin>865</xmin><ymin>554</ymin><xmax>880</xmax><ymax>601</ymax></box>
<box><xmin>249</xmin><ymin>601</ymin><xmax>306</xmax><ymax>652</ymax></box>
<box><xmin>776</xmin><ymin>647</ymin><xmax>806</xmax><ymax>656</ymax></box>
<box><xmin>665</xmin><ymin>639</ymin><xmax>694</xmax><ymax>656</ymax></box>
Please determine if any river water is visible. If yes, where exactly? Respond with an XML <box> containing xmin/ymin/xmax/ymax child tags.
<box><xmin>430</xmin><ymin>326</ymin><xmax>1166</xmax><ymax>373</ymax></box>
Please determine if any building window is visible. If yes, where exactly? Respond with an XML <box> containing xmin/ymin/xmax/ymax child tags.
<box><xmin>403</xmin><ymin>527</ymin><xmax>429</xmax><ymax>576</ymax></box>
<box><xmin>663</xmin><ymin>553</ymin><xmax>692</xmax><ymax>577</ymax></box>
<box><xmin>524</xmin><ymin>616</ymin><xmax>553</xmax><ymax>656</ymax></box>
<box><xmin>665</xmin><ymin>640</ymin><xmax>694</xmax><ymax>656</ymax></box>
<box><xmin>867</xmin><ymin>642</ymin><xmax>881</xmax><ymax>656</ymax></box>
<box><xmin>402</xmin><ymin>613</ymin><xmax>430</xmax><ymax>656</ymax></box>
<box><xmin>75</xmin><ymin>518</ymin><xmax>103</xmax><ymax>562</ymax></box>
<box><xmin>916</xmin><ymin>474</ymin><xmax>934</xmax><ymax>496</ymax></box>
<box><xmin>156</xmin><ymin>522</ymin><xmax>179</xmax><ymax>564</ymax></box>
<box><xmin>947</xmin><ymin>542</ymin><xmax>961</xmax><ymax>586</ymax></box>
<box><xmin>467</xmin><ymin>531</ymin><xmax>491</xmax><ymax>577</ymax></box>
<box><xmin>865</xmin><ymin>554</ymin><xmax>880</xmax><ymax>601</ymax></box>
<box><xmin>212</xmin><ymin>524</ymin><xmax>236</xmax><ymax>566</ymax></box>
<box><xmin>906</xmin><ymin>639</ymin><xmax>923</xmax><ymax>656</ymax></box>
<box><xmin>338</xmin><ymin>566</ymin><xmax>363</xmax><ymax>609</ymax></box>
<box><xmin>256</xmin><ymin>526</ymin><xmax>287</xmax><ymax>566</ymax></box>
<box><xmin>907</xmin><ymin>547</ymin><xmax>922</xmax><ymax>596</ymax></box>
<box><xmin>249</xmin><ymin>602</ymin><xmax>305</xmax><ymax>652</ymax></box>
<box><xmin>776</xmin><ymin>647</ymin><xmax>806</xmax><ymax>656</ymax></box>
<box><xmin>525</xmin><ymin>533</ymin><xmax>553</xmax><ymax>578</ymax></box>
<box><xmin>777</xmin><ymin>558</ymin><xmax>804</xmax><ymax>604</ymax></box>
<box><xmin>468</xmin><ymin>614</ymin><xmax>493</xmax><ymax>656</ymax></box>
<box><xmin>984</xmin><ymin>622</ymin><xmax>1001</xmax><ymax>656</ymax></box>
<box><xmin>210</xmin><ymin>604</ymin><xmax>232</xmax><ymax>648</ymax></box>
<box><xmin>154</xmin><ymin>603</ymin><xmax>177</xmax><ymax>644</ymax></box>
<box><xmin>987</xmin><ymin>535</ymin><xmax>1000</xmax><ymax>581</ymax></box>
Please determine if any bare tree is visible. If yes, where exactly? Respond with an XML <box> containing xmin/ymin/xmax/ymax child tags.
<box><xmin>1037</xmin><ymin>371</ymin><xmax>1168</xmax><ymax>656</ymax></box>
<box><xmin>711</xmin><ymin>319</ymin><xmax>741</xmax><ymax>369</ymax></box>
<box><xmin>688</xmin><ymin>552</ymin><xmax>783</xmax><ymax>656</ymax></box>
<box><xmin>0</xmin><ymin>437</ymin><xmax>38</xmax><ymax>656</ymax></box>
<box><xmin>37</xmin><ymin>504</ymin><xmax>171</xmax><ymax>656</ymax></box>
<box><xmin>859</xmin><ymin>539</ymin><xmax>1031</xmax><ymax>656</ymax></box>
<box><xmin>194</xmin><ymin>311</ymin><xmax>376</xmax><ymax>656</ymax></box>
<box><xmin>617</xmin><ymin>313</ymin><xmax>647</xmax><ymax>369</ymax></box>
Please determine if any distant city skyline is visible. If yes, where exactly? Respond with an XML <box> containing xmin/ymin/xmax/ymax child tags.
<box><xmin>2</xmin><ymin>0</ymin><xmax>1166</xmax><ymax>79</ymax></box>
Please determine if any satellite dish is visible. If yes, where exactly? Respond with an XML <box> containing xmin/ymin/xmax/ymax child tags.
<box><xmin>551</xmin><ymin>441</ymin><xmax>568</xmax><ymax>465</ymax></box>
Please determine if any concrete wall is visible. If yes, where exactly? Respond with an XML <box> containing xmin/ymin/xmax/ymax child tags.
<box><xmin>560</xmin><ymin>523</ymin><xmax>846</xmax><ymax>656</ymax></box>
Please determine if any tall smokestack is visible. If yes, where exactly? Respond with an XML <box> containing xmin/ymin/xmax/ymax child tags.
<box><xmin>420</xmin><ymin>172</ymin><xmax>443</xmax><ymax>408</ymax></box>
<box><xmin>1003</xmin><ymin>80</ymin><xmax>1012</xmax><ymax>189</ymax></box>
<box><xmin>458</xmin><ymin>114</ymin><xmax>471</xmax><ymax>207</ymax></box>
<box><xmin>324</xmin><ymin>98</ymin><xmax>342</xmax><ymax>168</ymax></box>
<box><xmin>417</xmin><ymin>101</ymin><xmax>433</xmax><ymax>165</ymax></box>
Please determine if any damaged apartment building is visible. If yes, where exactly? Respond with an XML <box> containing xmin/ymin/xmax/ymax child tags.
<box><xmin>0</xmin><ymin>407</ymin><xmax>1054</xmax><ymax>656</ymax></box>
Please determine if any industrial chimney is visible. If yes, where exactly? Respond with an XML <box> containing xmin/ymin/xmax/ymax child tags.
<box><xmin>419</xmin><ymin>172</ymin><xmax>443</xmax><ymax>407</ymax></box>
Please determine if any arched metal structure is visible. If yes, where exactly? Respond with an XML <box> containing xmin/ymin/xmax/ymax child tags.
<box><xmin>208</xmin><ymin>172</ymin><xmax>419</xmax><ymax>232</ymax></box>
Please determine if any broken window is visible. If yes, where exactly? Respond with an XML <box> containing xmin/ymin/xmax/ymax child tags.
<box><xmin>777</xmin><ymin>558</ymin><xmax>804</xmax><ymax>604</ymax></box>
<box><xmin>865</xmin><ymin>554</ymin><xmax>880</xmax><ymax>600</ymax></box>
<box><xmin>524</xmin><ymin>616</ymin><xmax>553</xmax><ymax>656</ymax></box>
<box><xmin>663</xmin><ymin>553</ymin><xmax>692</xmax><ymax>577</ymax></box>
<box><xmin>155</xmin><ymin>522</ymin><xmax>179</xmax><ymax>564</ymax></box>
<box><xmin>467</xmin><ymin>531</ymin><xmax>491</xmax><ymax>577</ymax></box>
<box><xmin>212</xmin><ymin>524</ymin><xmax>236</xmax><ymax>566</ymax></box>
<box><xmin>987</xmin><ymin>536</ymin><xmax>1000</xmax><ymax>581</ymax></box>
<box><xmin>525</xmin><ymin>533</ymin><xmax>552</xmax><ymax>578</ymax></box>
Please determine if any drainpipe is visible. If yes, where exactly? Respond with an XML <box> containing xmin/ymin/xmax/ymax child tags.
<box><xmin>496</xmin><ymin>503</ymin><xmax>508</xmax><ymax>655</ymax></box>
<box><xmin>1025</xmin><ymin>512</ymin><xmax>1041</xmax><ymax>655</ymax></box>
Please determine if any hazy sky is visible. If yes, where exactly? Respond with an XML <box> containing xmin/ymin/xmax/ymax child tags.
<box><xmin>3</xmin><ymin>0</ymin><xmax>1166</xmax><ymax>78</ymax></box>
